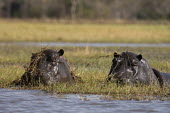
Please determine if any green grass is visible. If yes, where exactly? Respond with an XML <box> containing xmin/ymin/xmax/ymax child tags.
<box><xmin>0</xmin><ymin>19</ymin><xmax>170</xmax><ymax>43</ymax></box>
<box><xmin>0</xmin><ymin>19</ymin><xmax>170</xmax><ymax>100</ymax></box>
<box><xmin>0</xmin><ymin>45</ymin><xmax>170</xmax><ymax>100</ymax></box>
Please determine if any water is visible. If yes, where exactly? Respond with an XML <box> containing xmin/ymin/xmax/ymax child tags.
<box><xmin>0</xmin><ymin>42</ymin><xmax>170</xmax><ymax>47</ymax></box>
<box><xmin>0</xmin><ymin>89</ymin><xmax>170</xmax><ymax>113</ymax></box>
<box><xmin>0</xmin><ymin>42</ymin><xmax>170</xmax><ymax>113</ymax></box>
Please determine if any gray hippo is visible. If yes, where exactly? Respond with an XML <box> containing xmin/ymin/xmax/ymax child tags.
<box><xmin>14</xmin><ymin>49</ymin><xmax>74</xmax><ymax>86</ymax></box>
<box><xmin>107</xmin><ymin>52</ymin><xmax>170</xmax><ymax>87</ymax></box>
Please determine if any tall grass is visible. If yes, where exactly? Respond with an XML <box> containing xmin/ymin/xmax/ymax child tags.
<box><xmin>0</xmin><ymin>19</ymin><xmax>170</xmax><ymax>43</ymax></box>
<box><xmin>0</xmin><ymin>45</ymin><xmax>170</xmax><ymax>100</ymax></box>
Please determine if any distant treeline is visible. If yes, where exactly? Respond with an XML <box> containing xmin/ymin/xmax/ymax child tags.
<box><xmin>0</xmin><ymin>0</ymin><xmax>170</xmax><ymax>20</ymax></box>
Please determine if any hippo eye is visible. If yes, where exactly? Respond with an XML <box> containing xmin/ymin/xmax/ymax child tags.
<box><xmin>117</xmin><ymin>57</ymin><xmax>123</xmax><ymax>62</ymax></box>
<box><xmin>131</xmin><ymin>59</ymin><xmax>138</xmax><ymax>66</ymax></box>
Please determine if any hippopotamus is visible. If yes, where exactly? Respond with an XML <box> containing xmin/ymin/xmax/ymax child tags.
<box><xmin>107</xmin><ymin>52</ymin><xmax>170</xmax><ymax>87</ymax></box>
<box><xmin>14</xmin><ymin>49</ymin><xmax>74</xmax><ymax>86</ymax></box>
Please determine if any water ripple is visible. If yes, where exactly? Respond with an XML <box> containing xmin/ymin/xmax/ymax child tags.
<box><xmin>0</xmin><ymin>89</ymin><xmax>170</xmax><ymax>113</ymax></box>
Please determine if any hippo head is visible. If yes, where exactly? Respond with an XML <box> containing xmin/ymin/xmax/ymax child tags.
<box><xmin>22</xmin><ymin>49</ymin><xmax>74</xmax><ymax>85</ymax></box>
<box><xmin>108</xmin><ymin>52</ymin><xmax>143</xmax><ymax>85</ymax></box>
<box><xmin>38</xmin><ymin>49</ymin><xmax>64</xmax><ymax>64</ymax></box>
<box><xmin>36</xmin><ymin>49</ymin><xmax>74</xmax><ymax>85</ymax></box>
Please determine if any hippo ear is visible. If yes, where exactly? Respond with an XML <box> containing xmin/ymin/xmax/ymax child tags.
<box><xmin>114</xmin><ymin>52</ymin><xmax>119</xmax><ymax>57</ymax></box>
<box><xmin>58</xmin><ymin>49</ymin><xmax>64</xmax><ymax>56</ymax></box>
<box><xmin>137</xmin><ymin>54</ymin><xmax>142</xmax><ymax>61</ymax></box>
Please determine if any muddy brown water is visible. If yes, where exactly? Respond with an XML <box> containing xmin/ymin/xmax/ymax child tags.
<box><xmin>0</xmin><ymin>89</ymin><xmax>170</xmax><ymax>113</ymax></box>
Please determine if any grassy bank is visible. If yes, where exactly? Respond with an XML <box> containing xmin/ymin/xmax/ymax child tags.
<box><xmin>0</xmin><ymin>19</ymin><xmax>170</xmax><ymax>43</ymax></box>
<box><xmin>0</xmin><ymin>45</ymin><xmax>170</xmax><ymax>100</ymax></box>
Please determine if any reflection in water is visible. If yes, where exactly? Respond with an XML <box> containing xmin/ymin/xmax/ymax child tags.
<box><xmin>0</xmin><ymin>89</ymin><xmax>170</xmax><ymax>113</ymax></box>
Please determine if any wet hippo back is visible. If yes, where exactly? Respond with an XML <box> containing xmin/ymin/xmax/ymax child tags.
<box><xmin>161</xmin><ymin>73</ymin><xmax>170</xmax><ymax>86</ymax></box>
<box><xmin>152</xmin><ymin>68</ymin><xmax>170</xmax><ymax>87</ymax></box>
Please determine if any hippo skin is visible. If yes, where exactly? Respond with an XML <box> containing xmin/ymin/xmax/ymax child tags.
<box><xmin>15</xmin><ymin>49</ymin><xmax>74</xmax><ymax>86</ymax></box>
<box><xmin>108</xmin><ymin>52</ymin><xmax>170</xmax><ymax>87</ymax></box>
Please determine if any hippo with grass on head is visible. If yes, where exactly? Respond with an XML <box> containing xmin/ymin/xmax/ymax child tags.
<box><xmin>13</xmin><ymin>49</ymin><xmax>74</xmax><ymax>86</ymax></box>
<box><xmin>107</xmin><ymin>51</ymin><xmax>170</xmax><ymax>87</ymax></box>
